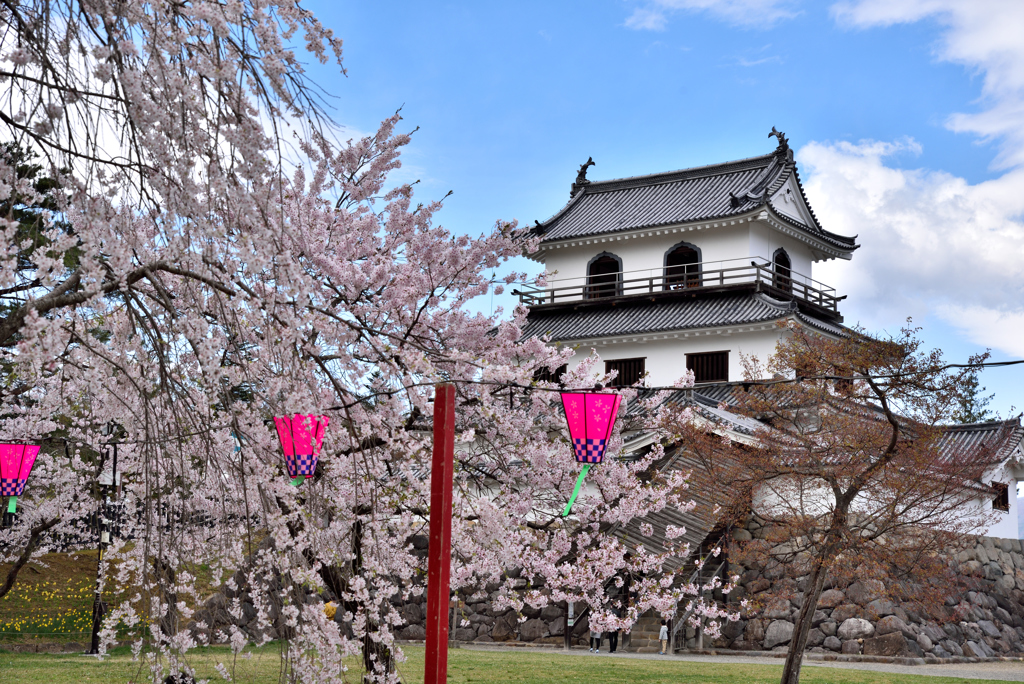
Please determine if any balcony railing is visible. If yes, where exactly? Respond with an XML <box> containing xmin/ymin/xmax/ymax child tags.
<box><xmin>515</xmin><ymin>257</ymin><xmax>842</xmax><ymax>313</ymax></box>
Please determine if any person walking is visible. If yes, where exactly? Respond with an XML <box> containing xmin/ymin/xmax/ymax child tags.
<box><xmin>658</xmin><ymin>619</ymin><xmax>669</xmax><ymax>655</ymax></box>
<box><xmin>608</xmin><ymin>607</ymin><xmax>620</xmax><ymax>653</ymax></box>
<box><xmin>589</xmin><ymin>628</ymin><xmax>602</xmax><ymax>653</ymax></box>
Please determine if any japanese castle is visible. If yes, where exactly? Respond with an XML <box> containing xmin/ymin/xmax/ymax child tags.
<box><xmin>520</xmin><ymin>130</ymin><xmax>1024</xmax><ymax>541</ymax></box>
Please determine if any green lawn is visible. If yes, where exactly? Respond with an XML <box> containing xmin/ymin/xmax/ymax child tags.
<box><xmin>0</xmin><ymin>644</ymin><xmax>1014</xmax><ymax>684</ymax></box>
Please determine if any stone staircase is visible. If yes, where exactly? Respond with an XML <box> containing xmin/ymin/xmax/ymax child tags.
<box><xmin>625</xmin><ymin>611</ymin><xmax>664</xmax><ymax>653</ymax></box>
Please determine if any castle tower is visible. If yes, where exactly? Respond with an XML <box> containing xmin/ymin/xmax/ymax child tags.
<box><xmin>521</xmin><ymin>131</ymin><xmax>858</xmax><ymax>388</ymax></box>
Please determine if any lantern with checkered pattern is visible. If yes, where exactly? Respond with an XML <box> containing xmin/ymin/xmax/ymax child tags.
<box><xmin>559</xmin><ymin>392</ymin><xmax>621</xmax><ymax>515</ymax></box>
<box><xmin>273</xmin><ymin>414</ymin><xmax>329</xmax><ymax>487</ymax></box>
<box><xmin>1</xmin><ymin>443</ymin><xmax>41</xmax><ymax>514</ymax></box>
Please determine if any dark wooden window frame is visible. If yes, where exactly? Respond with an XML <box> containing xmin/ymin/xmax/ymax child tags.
<box><xmin>663</xmin><ymin>240</ymin><xmax>702</xmax><ymax>290</ymax></box>
<box><xmin>585</xmin><ymin>252</ymin><xmax>622</xmax><ymax>299</ymax></box>
<box><xmin>992</xmin><ymin>482</ymin><xmax>1010</xmax><ymax>512</ymax></box>
<box><xmin>605</xmin><ymin>357</ymin><xmax>646</xmax><ymax>387</ymax></box>
<box><xmin>534</xmin><ymin>364</ymin><xmax>567</xmax><ymax>385</ymax></box>
<box><xmin>773</xmin><ymin>248</ymin><xmax>792</xmax><ymax>294</ymax></box>
<box><xmin>686</xmin><ymin>350</ymin><xmax>730</xmax><ymax>384</ymax></box>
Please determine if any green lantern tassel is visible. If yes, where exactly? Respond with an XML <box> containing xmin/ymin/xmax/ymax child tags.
<box><xmin>7</xmin><ymin>495</ymin><xmax>16</xmax><ymax>513</ymax></box>
<box><xmin>290</xmin><ymin>477</ymin><xmax>305</xmax><ymax>487</ymax></box>
<box><xmin>562</xmin><ymin>464</ymin><xmax>591</xmax><ymax>517</ymax></box>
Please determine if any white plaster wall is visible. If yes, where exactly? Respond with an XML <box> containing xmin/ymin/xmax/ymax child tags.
<box><xmin>752</xmin><ymin>468</ymin><xmax>1022</xmax><ymax>540</ymax></box>
<box><xmin>541</xmin><ymin>219</ymin><xmax>819</xmax><ymax>293</ymax></box>
<box><xmin>979</xmin><ymin>464</ymin><xmax>1021</xmax><ymax>539</ymax></box>
<box><xmin>748</xmin><ymin>220</ymin><xmax>815</xmax><ymax>285</ymax></box>
<box><xmin>560</xmin><ymin>327</ymin><xmax>786</xmax><ymax>386</ymax></box>
<box><xmin>542</xmin><ymin>223</ymin><xmax>753</xmax><ymax>285</ymax></box>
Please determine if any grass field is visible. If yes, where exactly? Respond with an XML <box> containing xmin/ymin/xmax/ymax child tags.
<box><xmin>0</xmin><ymin>644</ymin><xmax>1017</xmax><ymax>684</ymax></box>
<box><xmin>0</xmin><ymin>550</ymin><xmax>98</xmax><ymax>642</ymax></box>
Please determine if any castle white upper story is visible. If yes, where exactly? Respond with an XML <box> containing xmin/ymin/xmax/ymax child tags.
<box><xmin>521</xmin><ymin>130</ymin><xmax>857</xmax><ymax>388</ymax></box>
<box><xmin>519</xmin><ymin>130</ymin><xmax>1024</xmax><ymax>540</ymax></box>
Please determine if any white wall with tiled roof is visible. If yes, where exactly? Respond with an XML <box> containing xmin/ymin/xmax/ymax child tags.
<box><xmin>562</xmin><ymin>326</ymin><xmax>785</xmax><ymax>386</ymax></box>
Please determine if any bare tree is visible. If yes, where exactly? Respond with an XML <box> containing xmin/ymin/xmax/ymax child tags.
<box><xmin>660</xmin><ymin>323</ymin><xmax>1007</xmax><ymax>684</ymax></box>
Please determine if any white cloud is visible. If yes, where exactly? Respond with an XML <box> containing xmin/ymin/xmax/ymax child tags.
<box><xmin>804</xmin><ymin>139</ymin><xmax>1024</xmax><ymax>334</ymax></box>
<box><xmin>625</xmin><ymin>0</ymin><xmax>800</xmax><ymax>31</ymax></box>
<box><xmin>799</xmin><ymin>2</ymin><xmax>1024</xmax><ymax>356</ymax></box>
<box><xmin>832</xmin><ymin>0</ymin><xmax>1024</xmax><ymax>169</ymax></box>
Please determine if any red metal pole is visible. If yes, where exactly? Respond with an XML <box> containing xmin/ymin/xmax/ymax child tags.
<box><xmin>425</xmin><ymin>384</ymin><xmax>456</xmax><ymax>684</ymax></box>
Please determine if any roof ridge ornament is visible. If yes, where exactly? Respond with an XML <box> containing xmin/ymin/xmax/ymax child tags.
<box><xmin>769</xmin><ymin>127</ymin><xmax>793</xmax><ymax>162</ymax></box>
<box><xmin>571</xmin><ymin>156</ymin><xmax>595</xmax><ymax>197</ymax></box>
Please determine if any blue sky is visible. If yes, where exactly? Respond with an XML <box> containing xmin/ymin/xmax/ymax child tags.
<box><xmin>303</xmin><ymin>0</ymin><xmax>1024</xmax><ymax>417</ymax></box>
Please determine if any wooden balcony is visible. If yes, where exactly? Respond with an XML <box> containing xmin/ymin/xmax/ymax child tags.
<box><xmin>515</xmin><ymin>258</ymin><xmax>844</xmax><ymax>316</ymax></box>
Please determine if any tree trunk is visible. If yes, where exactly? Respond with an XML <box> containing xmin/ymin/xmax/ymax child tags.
<box><xmin>779</xmin><ymin>555</ymin><xmax>831</xmax><ymax>684</ymax></box>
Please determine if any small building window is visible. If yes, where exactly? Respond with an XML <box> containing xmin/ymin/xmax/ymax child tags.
<box><xmin>687</xmin><ymin>351</ymin><xmax>729</xmax><ymax>384</ymax></box>
<box><xmin>992</xmin><ymin>482</ymin><xmax>1010</xmax><ymax>512</ymax></box>
<box><xmin>586</xmin><ymin>253</ymin><xmax>622</xmax><ymax>299</ymax></box>
<box><xmin>664</xmin><ymin>242</ymin><xmax>701</xmax><ymax>290</ymax></box>
<box><xmin>773</xmin><ymin>248</ymin><xmax>792</xmax><ymax>294</ymax></box>
<box><xmin>605</xmin><ymin>358</ymin><xmax>645</xmax><ymax>387</ymax></box>
<box><xmin>534</xmin><ymin>364</ymin><xmax>567</xmax><ymax>385</ymax></box>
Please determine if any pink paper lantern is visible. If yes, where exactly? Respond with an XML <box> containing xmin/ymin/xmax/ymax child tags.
<box><xmin>0</xmin><ymin>443</ymin><xmax>40</xmax><ymax>497</ymax></box>
<box><xmin>560</xmin><ymin>392</ymin><xmax>622</xmax><ymax>464</ymax></box>
<box><xmin>273</xmin><ymin>414</ymin><xmax>329</xmax><ymax>485</ymax></box>
<box><xmin>559</xmin><ymin>392</ymin><xmax>622</xmax><ymax>516</ymax></box>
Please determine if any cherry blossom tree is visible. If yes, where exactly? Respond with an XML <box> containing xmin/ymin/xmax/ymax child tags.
<box><xmin>0</xmin><ymin>2</ymin><xmax>724</xmax><ymax>682</ymax></box>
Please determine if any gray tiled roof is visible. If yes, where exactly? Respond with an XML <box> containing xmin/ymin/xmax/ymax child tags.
<box><xmin>533</xmin><ymin>150</ymin><xmax>857</xmax><ymax>251</ymax></box>
<box><xmin>937</xmin><ymin>418</ymin><xmax>1024</xmax><ymax>466</ymax></box>
<box><xmin>521</xmin><ymin>292</ymin><xmax>847</xmax><ymax>342</ymax></box>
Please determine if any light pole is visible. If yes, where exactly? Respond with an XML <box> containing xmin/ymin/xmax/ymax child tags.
<box><xmin>88</xmin><ymin>423</ymin><xmax>117</xmax><ymax>655</ymax></box>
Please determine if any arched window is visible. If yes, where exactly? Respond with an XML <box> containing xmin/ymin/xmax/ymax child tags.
<box><xmin>773</xmin><ymin>248</ymin><xmax>792</xmax><ymax>294</ymax></box>
<box><xmin>586</xmin><ymin>253</ymin><xmax>621</xmax><ymax>299</ymax></box>
<box><xmin>664</xmin><ymin>241</ymin><xmax>701</xmax><ymax>290</ymax></box>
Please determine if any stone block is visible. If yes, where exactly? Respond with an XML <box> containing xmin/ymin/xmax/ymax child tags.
<box><xmin>916</xmin><ymin>633</ymin><xmax>933</xmax><ymax>652</ymax></box>
<box><xmin>453</xmin><ymin>627</ymin><xmax>476</xmax><ymax>641</ymax></box>
<box><xmin>846</xmin><ymin>580</ymin><xmax>884</xmax><ymax>606</ymax></box>
<box><xmin>962</xmin><ymin>560</ymin><xmax>984</xmax><ymax>577</ymax></box>
<box><xmin>723</xmin><ymin>618</ymin><xmax>747</xmax><ymax>641</ymax></box>
<box><xmin>491</xmin><ymin>615</ymin><xmax>516</xmax><ymax>641</ymax></box>
<box><xmin>865</xmin><ymin>599</ymin><xmax>896</xmax><ymax>619</ymax></box>
<box><xmin>941</xmin><ymin>639</ymin><xmax>963</xmax><ymax>656</ymax></box>
<box><xmin>764</xmin><ymin>620</ymin><xmax>794</xmax><ymax>649</ymax></box>
<box><xmin>745</xmin><ymin>618</ymin><xmax>767</xmax><ymax>643</ymax></box>
<box><xmin>998</xmin><ymin>574</ymin><xmax>1016</xmax><ymax>592</ymax></box>
<box><xmin>546</xmin><ymin>619</ymin><xmax>564</xmax><ymax>636</ymax></box>
<box><xmin>838</xmin><ymin>618</ymin><xmax>874</xmax><ymax>640</ymax></box>
<box><xmin>811</xmin><ymin>610</ymin><xmax>828</xmax><ymax>627</ymax></box>
<box><xmin>474</xmin><ymin>634</ymin><xmax>493</xmax><ymax>642</ymax></box>
<box><xmin>831</xmin><ymin>604</ymin><xmax>862</xmax><ymax>623</ymax></box>
<box><xmin>764</xmin><ymin>597</ymin><xmax>791</xmax><ymax>619</ymax></box>
<box><xmin>748</xmin><ymin>578</ymin><xmax>771</xmax><ymax>594</ymax></box>
<box><xmin>823</xmin><ymin>636</ymin><xmax>842</xmax><ymax>651</ymax></box>
<box><xmin>401</xmin><ymin>624</ymin><xmax>426</xmax><ymax>640</ymax></box>
<box><xmin>862</xmin><ymin>632</ymin><xmax>907</xmax><ymax>656</ymax></box>
<box><xmin>875</xmin><ymin>615</ymin><xmax>909</xmax><ymax>637</ymax></box>
<box><xmin>1000</xmin><ymin>538</ymin><xmax>1017</xmax><ymax>553</ymax></box>
<box><xmin>733</xmin><ymin>528</ymin><xmax>752</xmax><ymax>541</ymax></box>
<box><xmin>819</xmin><ymin>621</ymin><xmax>837</xmax><ymax>637</ymax></box>
<box><xmin>518</xmin><ymin>618</ymin><xmax>546</xmax><ymax>641</ymax></box>
<box><xmin>818</xmin><ymin>589</ymin><xmax>845</xmax><ymax>608</ymax></box>
<box><xmin>540</xmin><ymin>605</ymin><xmax>562</xmax><ymax>621</ymax></box>
<box><xmin>978</xmin><ymin>620</ymin><xmax>1002</xmax><ymax>638</ymax></box>
<box><xmin>806</xmin><ymin>628</ymin><xmax>825</xmax><ymax>647</ymax></box>
<box><xmin>841</xmin><ymin>639</ymin><xmax>861</xmax><ymax>654</ymax></box>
